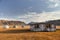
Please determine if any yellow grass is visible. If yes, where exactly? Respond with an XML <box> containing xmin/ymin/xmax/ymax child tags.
<box><xmin>0</xmin><ymin>29</ymin><xmax>59</xmax><ymax>40</ymax></box>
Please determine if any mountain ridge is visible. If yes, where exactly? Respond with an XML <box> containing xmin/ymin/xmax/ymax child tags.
<box><xmin>0</xmin><ymin>20</ymin><xmax>25</xmax><ymax>25</ymax></box>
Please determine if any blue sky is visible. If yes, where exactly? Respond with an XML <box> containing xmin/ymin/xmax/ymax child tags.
<box><xmin>0</xmin><ymin>0</ymin><xmax>60</xmax><ymax>23</ymax></box>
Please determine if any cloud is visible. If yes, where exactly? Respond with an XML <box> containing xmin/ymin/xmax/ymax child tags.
<box><xmin>0</xmin><ymin>17</ymin><xmax>18</xmax><ymax>21</ymax></box>
<box><xmin>0</xmin><ymin>11</ymin><xmax>60</xmax><ymax>24</ymax></box>
<box><xmin>48</xmin><ymin>0</ymin><xmax>60</xmax><ymax>8</ymax></box>
<box><xmin>48</xmin><ymin>3</ymin><xmax>59</xmax><ymax>8</ymax></box>
<box><xmin>18</xmin><ymin>11</ymin><xmax>60</xmax><ymax>23</ymax></box>
<box><xmin>48</xmin><ymin>0</ymin><xmax>59</xmax><ymax>2</ymax></box>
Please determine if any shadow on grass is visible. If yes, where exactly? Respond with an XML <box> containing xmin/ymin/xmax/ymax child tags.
<box><xmin>0</xmin><ymin>29</ymin><xmax>56</xmax><ymax>33</ymax></box>
<box><xmin>0</xmin><ymin>29</ymin><xmax>36</xmax><ymax>33</ymax></box>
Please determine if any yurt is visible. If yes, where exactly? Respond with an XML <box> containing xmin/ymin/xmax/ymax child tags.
<box><xmin>29</xmin><ymin>22</ymin><xmax>56</xmax><ymax>31</ymax></box>
<box><xmin>3</xmin><ymin>25</ymin><xmax>9</xmax><ymax>29</ymax></box>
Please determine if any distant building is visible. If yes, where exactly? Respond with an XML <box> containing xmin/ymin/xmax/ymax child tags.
<box><xmin>3</xmin><ymin>25</ymin><xmax>9</xmax><ymax>29</ymax></box>
<box><xmin>3</xmin><ymin>22</ymin><xmax>10</xmax><ymax>29</ymax></box>
<box><xmin>29</xmin><ymin>22</ymin><xmax>56</xmax><ymax>31</ymax></box>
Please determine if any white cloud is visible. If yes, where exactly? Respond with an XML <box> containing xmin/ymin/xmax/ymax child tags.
<box><xmin>18</xmin><ymin>11</ymin><xmax>60</xmax><ymax>23</ymax></box>
<box><xmin>48</xmin><ymin>3</ymin><xmax>59</xmax><ymax>8</ymax></box>
<box><xmin>48</xmin><ymin>0</ymin><xmax>60</xmax><ymax>8</ymax></box>
<box><xmin>0</xmin><ymin>18</ymin><xmax>18</xmax><ymax>21</ymax></box>
<box><xmin>0</xmin><ymin>11</ymin><xmax>60</xmax><ymax>24</ymax></box>
<box><xmin>48</xmin><ymin>0</ymin><xmax>59</xmax><ymax>2</ymax></box>
<box><xmin>54</xmin><ymin>3</ymin><xmax>59</xmax><ymax>7</ymax></box>
<box><xmin>1</xmin><ymin>11</ymin><xmax>60</xmax><ymax>24</ymax></box>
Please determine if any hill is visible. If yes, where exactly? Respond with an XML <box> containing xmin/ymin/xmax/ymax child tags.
<box><xmin>46</xmin><ymin>19</ymin><xmax>60</xmax><ymax>26</ymax></box>
<box><xmin>28</xmin><ymin>19</ymin><xmax>60</xmax><ymax>26</ymax></box>
<box><xmin>0</xmin><ymin>20</ymin><xmax>25</xmax><ymax>25</ymax></box>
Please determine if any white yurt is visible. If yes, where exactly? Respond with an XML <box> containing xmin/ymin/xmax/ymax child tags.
<box><xmin>3</xmin><ymin>25</ymin><xmax>9</xmax><ymax>29</ymax></box>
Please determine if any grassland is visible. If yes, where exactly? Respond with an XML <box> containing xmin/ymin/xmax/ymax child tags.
<box><xmin>0</xmin><ymin>29</ymin><xmax>59</xmax><ymax>40</ymax></box>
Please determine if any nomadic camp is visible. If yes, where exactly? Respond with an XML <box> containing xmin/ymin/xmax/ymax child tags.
<box><xmin>29</xmin><ymin>22</ymin><xmax>56</xmax><ymax>31</ymax></box>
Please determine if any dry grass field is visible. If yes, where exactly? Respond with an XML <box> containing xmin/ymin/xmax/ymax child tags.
<box><xmin>0</xmin><ymin>28</ymin><xmax>59</xmax><ymax>40</ymax></box>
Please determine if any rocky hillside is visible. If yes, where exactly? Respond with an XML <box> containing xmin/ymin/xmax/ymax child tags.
<box><xmin>0</xmin><ymin>20</ymin><xmax>25</xmax><ymax>25</ymax></box>
<box><xmin>28</xmin><ymin>19</ymin><xmax>60</xmax><ymax>26</ymax></box>
<box><xmin>46</xmin><ymin>19</ymin><xmax>60</xmax><ymax>26</ymax></box>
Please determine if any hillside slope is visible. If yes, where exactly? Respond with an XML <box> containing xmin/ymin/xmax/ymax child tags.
<box><xmin>0</xmin><ymin>20</ymin><xmax>25</xmax><ymax>25</ymax></box>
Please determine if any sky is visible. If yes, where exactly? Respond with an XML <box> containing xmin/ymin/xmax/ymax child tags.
<box><xmin>0</xmin><ymin>0</ymin><xmax>60</xmax><ymax>23</ymax></box>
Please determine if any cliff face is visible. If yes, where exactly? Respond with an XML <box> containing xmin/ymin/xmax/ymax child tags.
<box><xmin>0</xmin><ymin>20</ymin><xmax>25</xmax><ymax>25</ymax></box>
